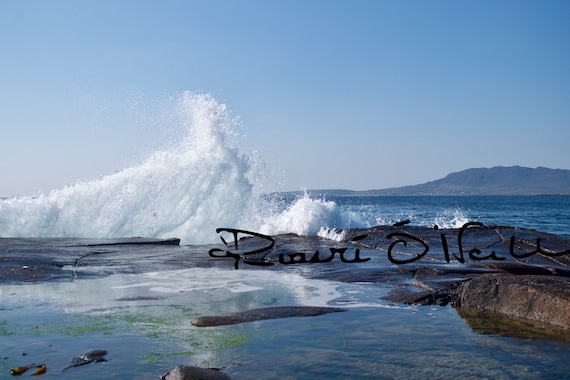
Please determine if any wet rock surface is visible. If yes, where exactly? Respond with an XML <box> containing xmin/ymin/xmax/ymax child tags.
<box><xmin>0</xmin><ymin>237</ymin><xmax>226</xmax><ymax>283</ymax></box>
<box><xmin>1</xmin><ymin>224</ymin><xmax>570</xmax><ymax>333</ymax></box>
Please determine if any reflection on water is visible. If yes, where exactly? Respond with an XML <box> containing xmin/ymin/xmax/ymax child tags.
<box><xmin>223</xmin><ymin>306</ymin><xmax>570</xmax><ymax>379</ymax></box>
<box><xmin>456</xmin><ymin>306</ymin><xmax>570</xmax><ymax>342</ymax></box>
<box><xmin>1</xmin><ymin>269</ymin><xmax>570</xmax><ymax>379</ymax></box>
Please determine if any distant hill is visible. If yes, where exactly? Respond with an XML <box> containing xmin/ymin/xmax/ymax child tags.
<box><xmin>292</xmin><ymin>166</ymin><xmax>570</xmax><ymax>196</ymax></box>
<box><xmin>364</xmin><ymin>166</ymin><xmax>570</xmax><ymax>196</ymax></box>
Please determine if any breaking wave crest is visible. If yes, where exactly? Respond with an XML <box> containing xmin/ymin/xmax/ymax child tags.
<box><xmin>0</xmin><ymin>92</ymin><xmax>472</xmax><ymax>244</ymax></box>
<box><xmin>0</xmin><ymin>93</ymin><xmax>352</xmax><ymax>244</ymax></box>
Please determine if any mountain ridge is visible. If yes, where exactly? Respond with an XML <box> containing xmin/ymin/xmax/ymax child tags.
<box><xmin>292</xmin><ymin>166</ymin><xmax>570</xmax><ymax>196</ymax></box>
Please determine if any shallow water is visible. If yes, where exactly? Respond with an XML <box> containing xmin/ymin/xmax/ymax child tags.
<box><xmin>2</xmin><ymin>268</ymin><xmax>569</xmax><ymax>379</ymax></box>
<box><xmin>224</xmin><ymin>307</ymin><xmax>570</xmax><ymax>380</ymax></box>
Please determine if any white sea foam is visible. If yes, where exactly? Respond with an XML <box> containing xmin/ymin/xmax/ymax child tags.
<box><xmin>0</xmin><ymin>92</ymin><xmax>471</xmax><ymax>244</ymax></box>
<box><xmin>433</xmin><ymin>208</ymin><xmax>469</xmax><ymax>229</ymax></box>
<box><xmin>257</xmin><ymin>194</ymin><xmax>342</xmax><ymax>236</ymax></box>
<box><xmin>0</xmin><ymin>92</ymin><xmax>350</xmax><ymax>244</ymax></box>
<box><xmin>317</xmin><ymin>227</ymin><xmax>348</xmax><ymax>241</ymax></box>
<box><xmin>0</xmin><ymin>93</ymin><xmax>256</xmax><ymax>243</ymax></box>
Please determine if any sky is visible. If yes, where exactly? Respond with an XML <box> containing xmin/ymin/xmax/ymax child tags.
<box><xmin>1</xmin><ymin>0</ymin><xmax>569</xmax><ymax>196</ymax></box>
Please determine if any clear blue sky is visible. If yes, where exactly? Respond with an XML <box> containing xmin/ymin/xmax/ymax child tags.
<box><xmin>1</xmin><ymin>0</ymin><xmax>569</xmax><ymax>196</ymax></box>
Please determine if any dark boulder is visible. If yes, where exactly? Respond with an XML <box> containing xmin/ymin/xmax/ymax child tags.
<box><xmin>454</xmin><ymin>273</ymin><xmax>570</xmax><ymax>328</ymax></box>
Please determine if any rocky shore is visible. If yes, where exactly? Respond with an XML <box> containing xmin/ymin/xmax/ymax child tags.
<box><xmin>2</xmin><ymin>224</ymin><xmax>570</xmax><ymax>332</ymax></box>
<box><xmin>2</xmin><ymin>223</ymin><xmax>570</xmax><ymax>378</ymax></box>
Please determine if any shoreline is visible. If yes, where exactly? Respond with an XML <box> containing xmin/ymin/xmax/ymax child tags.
<box><xmin>2</xmin><ymin>224</ymin><xmax>570</xmax><ymax>329</ymax></box>
<box><xmin>2</xmin><ymin>224</ymin><xmax>570</xmax><ymax>378</ymax></box>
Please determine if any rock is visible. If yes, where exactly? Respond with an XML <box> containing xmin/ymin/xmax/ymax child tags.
<box><xmin>191</xmin><ymin>306</ymin><xmax>347</xmax><ymax>327</ymax></box>
<box><xmin>454</xmin><ymin>273</ymin><xmax>570</xmax><ymax>328</ymax></box>
<box><xmin>162</xmin><ymin>365</ymin><xmax>230</xmax><ymax>380</ymax></box>
<box><xmin>387</xmin><ymin>273</ymin><xmax>570</xmax><ymax>329</ymax></box>
<box><xmin>63</xmin><ymin>349</ymin><xmax>108</xmax><ymax>371</ymax></box>
<box><xmin>386</xmin><ymin>286</ymin><xmax>460</xmax><ymax>307</ymax></box>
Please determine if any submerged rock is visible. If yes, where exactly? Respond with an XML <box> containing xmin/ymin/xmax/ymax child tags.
<box><xmin>191</xmin><ymin>306</ymin><xmax>347</xmax><ymax>327</ymax></box>
<box><xmin>63</xmin><ymin>349</ymin><xmax>108</xmax><ymax>371</ymax></box>
<box><xmin>161</xmin><ymin>365</ymin><xmax>230</xmax><ymax>380</ymax></box>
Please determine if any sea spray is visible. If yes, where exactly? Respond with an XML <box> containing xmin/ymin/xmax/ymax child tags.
<box><xmin>0</xmin><ymin>93</ymin><xmax>257</xmax><ymax>243</ymax></box>
<box><xmin>433</xmin><ymin>208</ymin><xmax>469</xmax><ymax>229</ymax></box>
<box><xmin>0</xmin><ymin>92</ymin><xmax>349</xmax><ymax>243</ymax></box>
<box><xmin>0</xmin><ymin>88</ymin><xmax>474</xmax><ymax>244</ymax></box>
<box><xmin>257</xmin><ymin>194</ymin><xmax>341</xmax><ymax>236</ymax></box>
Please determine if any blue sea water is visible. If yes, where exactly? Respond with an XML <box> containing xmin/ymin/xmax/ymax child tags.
<box><xmin>1</xmin><ymin>93</ymin><xmax>569</xmax><ymax>378</ymax></box>
<box><xmin>322</xmin><ymin>194</ymin><xmax>570</xmax><ymax>239</ymax></box>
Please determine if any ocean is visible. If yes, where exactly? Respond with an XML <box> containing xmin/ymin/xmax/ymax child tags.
<box><xmin>1</xmin><ymin>93</ymin><xmax>569</xmax><ymax>379</ymax></box>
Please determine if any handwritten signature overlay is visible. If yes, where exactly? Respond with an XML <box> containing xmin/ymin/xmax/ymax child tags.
<box><xmin>208</xmin><ymin>222</ymin><xmax>570</xmax><ymax>270</ymax></box>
